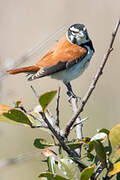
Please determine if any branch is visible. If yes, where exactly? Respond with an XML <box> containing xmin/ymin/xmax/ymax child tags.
<box><xmin>30</xmin><ymin>85</ymin><xmax>39</xmax><ymax>98</ymax></box>
<box><xmin>71</xmin><ymin>117</ymin><xmax>88</xmax><ymax>130</ymax></box>
<box><xmin>70</xmin><ymin>97</ymin><xmax>83</xmax><ymax>156</ymax></box>
<box><xmin>64</xmin><ymin>19</ymin><xmax>120</xmax><ymax>138</ymax></box>
<box><xmin>40</xmin><ymin>112</ymin><xmax>87</xmax><ymax>170</ymax></box>
<box><xmin>31</xmin><ymin>84</ymin><xmax>86</xmax><ymax>169</ymax></box>
<box><xmin>55</xmin><ymin>87</ymin><xmax>61</xmax><ymax>127</ymax></box>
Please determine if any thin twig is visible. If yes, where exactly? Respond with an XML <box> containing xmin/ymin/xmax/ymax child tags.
<box><xmin>17</xmin><ymin>105</ymin><xmax>48</xmax><ymax>128</ymax></box>
<box><xmin>64</xmin><ymin>19</ymin><xmax>120</xmax><ymax>138</ymax></box>
<box><xmin>30</xmin><ymin>85</ymin><xmax>39</xmax><ymax>98</ymax></box>
<box><xmin>71</xmin><ymin>117</ymin><xmax>88</xmax><ymax>130</ymax></box>
<box><xmin>55</xmin><ymin>87</ymin><xmax>61</xmax><ymax>127</ymax></box>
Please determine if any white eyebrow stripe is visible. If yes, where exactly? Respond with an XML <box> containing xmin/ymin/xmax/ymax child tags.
<box><xmin>70</xmin><ymin>26</ymin><xmax>79</xmax><ymax>32</ymax></box>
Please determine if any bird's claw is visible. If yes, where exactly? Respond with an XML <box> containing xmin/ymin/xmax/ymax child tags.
<box><xmin>67</xmin><ymin>91</ymin><xmax>81</xmax><ymax>103</ymax></box>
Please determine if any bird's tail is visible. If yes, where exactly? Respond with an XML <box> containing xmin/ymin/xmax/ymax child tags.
<box><xmin>7</xmin><ymin>65</ymin><xmax>40</xmax><ymax>74</ymax></box>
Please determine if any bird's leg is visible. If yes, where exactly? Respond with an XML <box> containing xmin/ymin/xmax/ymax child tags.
<box><xmin>64</xmin><ymin>82</ymin><xmax>77</xmax><ymax>100</ymax></box>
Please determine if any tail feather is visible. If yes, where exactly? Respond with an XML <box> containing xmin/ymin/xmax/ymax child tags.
<box><xmin>7</xmin><ymin>65</ymin><xmax>40</xmax><ymax>75</ymax></box>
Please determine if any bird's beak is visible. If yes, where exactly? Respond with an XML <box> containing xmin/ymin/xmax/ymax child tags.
<box><xmin>79</xmin><ymin>31</ymin><xmax>84</xmax><ymax>38</ymax></box>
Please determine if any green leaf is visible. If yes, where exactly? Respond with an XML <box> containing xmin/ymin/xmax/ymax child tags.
<box><xmin>39</xmin><ymin>90</ymin><xmax>57</xmax><ymax>111</ymax></box>
<box><xmin>38</xmin><ymin>172</ymin><xmax>68</xmax><ymax>180</ymax></box>
<box><xmin>116</xmin><ymin>172</ymin><xmax>120</xmax><ymax>180</ymax></box>
<box><xmin>91</xmin><ymin>132</ymin><xmax>107</xmax><ymax>141</ymax></box>
<box><xmin>3</xmin><ymin>109</ymin><xmax>32</xmax><ymax>126</ymax></box>
<box><xmin>89</xmin><ymin>155</ymin><xmax>99</xmax><ymax>166</ymax></box>
<box><xmin>65</xmin><ymin>139</ymin><xmax>83</xmax><ymax>150</ymax></box>
<box><xmin>27</xmin><ymin>106</ymin><xmax>47</xmax><ymax>128</ymax></box>
<box><xmin>80</xmin><ymin>165</ymin><xmax>95</xmax><ymax>180</ymax></box>
<box><xmin>88</xmin><ymin>141</ymin><xmax>94</xmax><ymax>152</ymax></box>
<box><xmin>14</xmin><ymin>100</ymin><xmax>22</xmax><ymax>108</ymax></box>
<box><xmin>109</xmin><ymin>124</ymin><xmax>120</xmax><ymax>163</ymax></box>
<box><xmin>98</xmin><ymin>128</ymin><xmax>110</xmax><ymax>135</ymax></box>
<box><xmin>93</xmin><ymin>140</ymin><xmax>107</xmax><ymax>167</ymax></box>
<box><xmin>0</xmin><ymin>104</ymin><xmax>17</xmax><ymax>124</ymax></box>
<box><xmin>59</xmin><ymin>160</ymin><xmax>73</xmax><ymax>179</ymax></box>
<box><xmin>47</xmin><ymin>156</ymin><xmax>56</xmax><ymax>173</ymax></box>
<box><xmin>58</xmin><ymin>158</ymin><xmax>80</xmax><ymax>179</ymax></box>
<box><xmin>87</xmin><ymin>151</ymin><xmax>95</xmax><ymax>162</ymax></box>
<box><xmin>34</xmin><ymin>138</ymin><xmax>54</xmax><ymax>149</ymax></box>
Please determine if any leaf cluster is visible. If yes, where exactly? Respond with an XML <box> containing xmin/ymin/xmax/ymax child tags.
<box><xmin>0</xmin><ymin>90</ymin><xmax>120</xmax><ymax>179</ymax></box>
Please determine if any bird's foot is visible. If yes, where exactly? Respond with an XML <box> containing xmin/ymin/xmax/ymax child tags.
<box><xmin>67</xmin><ymin>91</ymin><xmax>81</xmax><ymax>103</ymax></box>
<box><xmin>64</xmin><ymin>82</ymin><xmax>81</xmax><ymax>102</ymax></box>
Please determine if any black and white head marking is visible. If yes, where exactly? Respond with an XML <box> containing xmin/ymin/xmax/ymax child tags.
<box><xmin>66</xmin><ymin>24</ymin><xmax>90</xmax><ymax>46</ymax></box>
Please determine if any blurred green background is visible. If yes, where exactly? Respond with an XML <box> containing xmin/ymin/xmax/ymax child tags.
<box><xmin>0</xmin><ymin>0</ymin><xmax>120</xmax><ymax>179</ymax></box>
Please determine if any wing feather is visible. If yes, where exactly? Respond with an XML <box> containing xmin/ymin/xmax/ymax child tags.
<box><xmin>28</xmin><ymin>36</ymin><xmax>87</xmax><ymax>81</ymax></box>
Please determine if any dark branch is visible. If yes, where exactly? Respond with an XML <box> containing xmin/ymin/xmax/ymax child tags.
<box><xmin>55</xmin><ymin>87</ymin><xmax>61</xmax><ymax>127</ymax></box>
<box><xmin>40</xmin><ymin>111</ymin><xmax>87</xmax><ymax>170</ymax></box>
<box><xmin>64</xmin><ymin>19</ymin><xmax>120</xmax><ymax>138</ymax></box>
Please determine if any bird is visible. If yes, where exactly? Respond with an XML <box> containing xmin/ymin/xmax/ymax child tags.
<box><xmin>7</xmin><ymin>24</ymin><xmax>95</xmax><ymax>98</ymax></box>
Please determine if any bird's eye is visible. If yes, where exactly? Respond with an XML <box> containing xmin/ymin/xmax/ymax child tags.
<box><xmin>72</xmin><ymin>31</ymin><xmax>78</xmax><ymax>34</ymax></box>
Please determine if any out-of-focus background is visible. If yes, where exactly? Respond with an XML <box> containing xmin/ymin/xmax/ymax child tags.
<box><xmin>0</xmin><ymin>0</ymin><xmax>120</xmax><ymax>179</ymax></box>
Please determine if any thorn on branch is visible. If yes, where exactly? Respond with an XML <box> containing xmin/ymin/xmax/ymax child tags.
<box><xmin>81</xmin><ymin>100</ymin><xmax>85</xmax><ymax>106</ymax></box>
<box><xmin>91</xmin><ymin>84</ymin><xmax>95</xmax><ymax>90</ymax></box>
<box><xmin>71</xmin><ymin>117</ymin><xmax>88</xmax><ymax>130</ymax></box>
<box><xmin>109</xmin><ymin>47</ymin><xmax>113</xmax><ymax>52</ymax></box>
<box><xmin>30</xmin><ymin>85</ymin><xmax>39</xmax><ymax>99</ymax></box>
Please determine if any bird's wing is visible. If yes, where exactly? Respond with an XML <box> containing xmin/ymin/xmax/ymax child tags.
<box><xmin>28</xmin><ymin>36</ymin><xmax>87</xmax><ymax>81</ymax></box>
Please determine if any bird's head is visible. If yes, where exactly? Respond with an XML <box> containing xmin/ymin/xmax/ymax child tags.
<box><xmin>66</xmin><ymin>24</ymin><xmax>90</xmax><ymax>45</ymax></box>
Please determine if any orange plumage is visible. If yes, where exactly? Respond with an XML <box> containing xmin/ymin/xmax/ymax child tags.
<box><xmin>7</xmin><ymin>36</ymin><xmax>87</xmax><ymax>76</ymax></box>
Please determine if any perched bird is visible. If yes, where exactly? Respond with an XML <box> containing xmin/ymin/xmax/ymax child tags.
<box><xmin>7</xmin><ymin>24</ymin><xmax>95</xmax><ymax>98</ymax></box>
